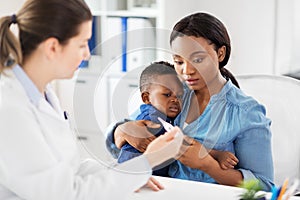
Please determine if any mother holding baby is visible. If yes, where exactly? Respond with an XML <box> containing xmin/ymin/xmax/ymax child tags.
<box><xmin>106</xmin><ymin>12</ymin><xmax>274</xmax><ymax>191</ymax></box>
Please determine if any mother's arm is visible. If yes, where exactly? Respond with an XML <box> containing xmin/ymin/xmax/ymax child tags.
<box><xmin>178</xmin><ymin>137</ymin><xmax>243</xmax><ymax>187</ymax></box>
<box><xmin>233</xmin><ymin>127</ymin><xmax>274</xmax><ymax>191</ymax></box>
<box><xmin>105</xmin><ymin>120</ymin><xmax>128</xmax><ymax>158</ymax></box>
<box><xmin>105</xmin><ymin>120</ymin><xmax>177</xmax><ymax>192</ymax></box>
<box><xmin>179</xmin><ymin>126</ymin><xmax>274</xmax><ymax>191</ymax></box>
<box><xmin>105</xmin><ymin>120</ymin><xmax>158</xmax><ymax>158</ymax></box>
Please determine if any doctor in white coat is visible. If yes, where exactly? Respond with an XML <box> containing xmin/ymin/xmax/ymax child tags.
<box><xmin>0</xmin><ymin>0</ymin><xmax>184</xmax><ymax>199</ymax></box>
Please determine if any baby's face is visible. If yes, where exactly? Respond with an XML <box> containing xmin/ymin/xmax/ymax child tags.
<box><xmin>148</xmin><ymin>74</ymin><xmax>183</xmax><ymax>118</ymax></box>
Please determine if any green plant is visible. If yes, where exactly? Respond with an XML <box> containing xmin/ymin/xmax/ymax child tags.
<box><xmin>238</xmin><ymin>179</ymin><xmax>266</xmax><ymax>200</ymax></box>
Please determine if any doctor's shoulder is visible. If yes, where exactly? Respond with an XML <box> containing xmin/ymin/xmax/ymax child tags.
<box><xmin>0</xmin><ymin>83</ymin><xmax>35</xmax><ymax>132</ymax></box>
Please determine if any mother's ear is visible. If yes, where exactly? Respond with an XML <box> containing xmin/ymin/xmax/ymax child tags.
<box><xmin>141</xmin><ymin>92</ymin><xmax>150</xmax><ymax>104</ymax></box>
<box><xmin>217</xmin><ymin>45</ymin><xmax>226</xmax><ymax>62</ymax></box>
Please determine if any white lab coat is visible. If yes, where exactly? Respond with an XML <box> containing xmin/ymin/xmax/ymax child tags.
<box><xmin>0</xmin><ymin>69</ymin><xmax>151</xmax><ymax>200</ymax></box>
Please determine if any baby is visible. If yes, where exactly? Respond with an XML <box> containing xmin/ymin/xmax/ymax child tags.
<box><xmin>117</xmin><ymin>61</ymin><xmax>238</xmax><ymax>177</ymax></box>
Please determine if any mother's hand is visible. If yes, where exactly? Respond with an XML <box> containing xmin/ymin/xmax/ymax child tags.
<box><xmin>114</xmin><ymin>120</ymin><xmax>159</xmax><ymax>152</ymax></box>
<box><xmin>178</xmin><ymin>136</ymin><xmax>243</xmax><ymax>186</ymax></box>
<box><xmin>178</xmin><ymin>136</ymin><xmax>210</xmax><ymax>170</ymax></box>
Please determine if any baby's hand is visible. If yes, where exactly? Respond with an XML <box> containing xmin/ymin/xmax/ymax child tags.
<box><xmin>216</xmin><ymin>151</ymin><xmax>239</xmax><ymax>170</ymax></box>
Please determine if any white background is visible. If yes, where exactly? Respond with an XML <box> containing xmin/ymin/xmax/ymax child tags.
<box><xmin>2</xmin><ymin>0</ymin><xmax>299</xmax><ymax>75</ymax></box>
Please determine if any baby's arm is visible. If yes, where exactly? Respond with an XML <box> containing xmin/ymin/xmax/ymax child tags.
<box><xmin>209</xmin><ymin>150</ymin><xmax>239</xmax><ymax>170</ymax></box>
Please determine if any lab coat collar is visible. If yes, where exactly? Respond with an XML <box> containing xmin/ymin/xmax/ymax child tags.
<box><xmin>12</xmin><ymin>64</ymin><xmax>42</xmax><ymax>106</ymax></box>
<box><xmin>39</xmin><ymin>85</ymin><xmax>65</xmax><ymax>121</ymax></box>
<box><xmin>11</xmin><ymin>65</ymin><xmax>65</xmax><ymax>121</ymax></box>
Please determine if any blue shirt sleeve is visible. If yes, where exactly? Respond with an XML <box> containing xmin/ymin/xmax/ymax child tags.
<box><xmin>105</xmin><ymin>119</ymin><xmax>131</xmax><ymax>159</ymax></box>
<box><xmin>235</xmin><ymin>103</ymin><xmax>274</xmax><ymax>191</ymax></box>
<box><xmin>105</xmin><ymin>104</ymin><xmax>141</xmax><ymax>158</ymax></box>
<box><xmin>117</xmin><ymin>144</ymin><xmax>142</xmax><ymax>163</ymax></box>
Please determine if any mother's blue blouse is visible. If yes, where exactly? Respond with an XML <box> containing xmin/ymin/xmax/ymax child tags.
<box><xmin>169</xmin><ymin>80</ymin><xmax>274</xmax><ymax>191</ymax></box>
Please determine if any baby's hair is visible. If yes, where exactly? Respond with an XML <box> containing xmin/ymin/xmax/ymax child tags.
<box><xmin>139</xmin><ymin>61</ymin><xmax>178</xmax><ymax>92</ymax></box>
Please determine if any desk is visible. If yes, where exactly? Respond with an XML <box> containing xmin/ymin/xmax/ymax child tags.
<box><xmin>127</xmin><ymin>176</ymin><xmax>300</xmax><ymax>200</ymax></box>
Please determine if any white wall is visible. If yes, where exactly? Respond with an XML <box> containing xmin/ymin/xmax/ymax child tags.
<box><xmin>0</xmin><ymin>0</ymin><xmax>26</xmax><ymax>35</ymax></box>
<box><xmin>0</xmin><ymin>0</ymin><xmax>25</xmax><ymax>16</ymax></box>
<box><xmin>2</xmin><ymin>0</ymin><xmax>299</xmax><ymax>76</ymax></box>
<box><xmin>275</xmin><ymin>0</ymin><xmax>300</xmax><ymax>75</ymax></box>
<box><xmin>159</xmin><ymin>0</ymin><xmax>276</xmax><ymax>75</ymax></box>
